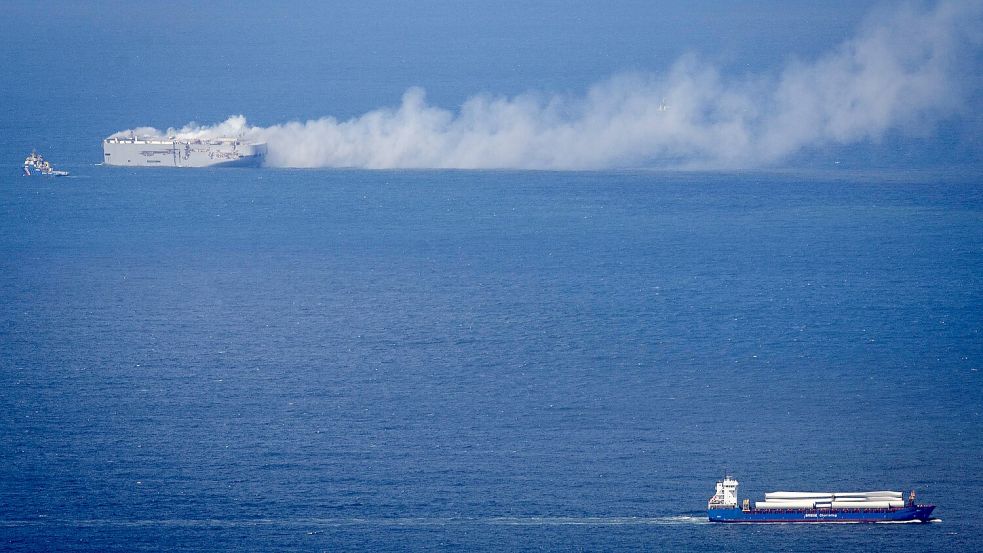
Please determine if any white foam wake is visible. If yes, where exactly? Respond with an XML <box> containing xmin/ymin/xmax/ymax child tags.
<box><xmin>0</xmin><ymin>515</ymin><xmax>710</xmax><ymax>528</ymax></box>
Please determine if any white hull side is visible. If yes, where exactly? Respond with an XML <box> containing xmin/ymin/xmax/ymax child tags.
<box><xmin>103</xmin><ymin>139</ymin><xmax>266</xmax><ymax>167</ymax></box>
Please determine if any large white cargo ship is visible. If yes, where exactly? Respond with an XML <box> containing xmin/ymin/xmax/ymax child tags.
<box><xmin>103</xmin><ymin>136</ymin><xmax>266</xmax><ymax>167</ymax></box>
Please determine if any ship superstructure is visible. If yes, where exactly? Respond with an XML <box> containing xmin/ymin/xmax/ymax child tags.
<box><xmin>102</xmin><ymin>135</ymin><xmax>266</xmax><ymax>167</ymax></box>
<box><xmin>707</xmin><ymin>476</ymin><xmax>935</xmax><ymax>523</ymax></box>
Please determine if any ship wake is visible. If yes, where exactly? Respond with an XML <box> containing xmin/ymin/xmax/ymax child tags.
<box><xmin>0</xmin><ymin>515</ymin><xmax>709</xmax><ymax>528</ymax></box>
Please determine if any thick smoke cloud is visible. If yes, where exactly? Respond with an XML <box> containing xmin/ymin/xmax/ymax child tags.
<box><xmin>114</xmin><ymin>0</ymin><xmax>981</xmax><ymax>170</ymax></box>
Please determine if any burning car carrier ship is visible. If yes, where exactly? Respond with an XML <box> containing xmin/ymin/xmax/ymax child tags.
<box><xmin>103</xmin><ymin>135</ymin><xmax>266</xmax><ymax>167</ymax></box>
<box><xmin>707</xmin><ymin>476</ymin><xmax>935</xmax><ymax>523</ymax></box>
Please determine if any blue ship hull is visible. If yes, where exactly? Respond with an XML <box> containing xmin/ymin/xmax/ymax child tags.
<box><xmin>708</xmin><ymin>505</ymin><xmax>935</xmax><ymax>523</ymax></box>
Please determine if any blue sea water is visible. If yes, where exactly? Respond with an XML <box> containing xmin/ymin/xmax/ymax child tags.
<box><xmin>2</xmin><ymin>2</ymin><xmax>983</xmax><ymax>551</ymax></box>
<box><xmin>1</xmin><ymin>168</ymin><xmax>981</xmax><ymax>551</ymax></box>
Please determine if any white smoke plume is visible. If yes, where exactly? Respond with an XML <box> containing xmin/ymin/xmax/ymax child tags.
<box><xmin>114</xmin><ymin>0</ymin><xmax>981</xmax><ymax>170</ymax></box>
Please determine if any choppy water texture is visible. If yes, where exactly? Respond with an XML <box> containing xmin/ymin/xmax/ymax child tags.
<box><xmin>0</xmin><ymin>169</ymin><xmax>980</xmax><ymax>551</ymax></box>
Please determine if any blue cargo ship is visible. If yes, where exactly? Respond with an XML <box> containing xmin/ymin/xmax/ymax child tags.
<box><xmin>707</xmin><ymin>477</ymin><xmax>935</xmax><ymax>523</ymax></box>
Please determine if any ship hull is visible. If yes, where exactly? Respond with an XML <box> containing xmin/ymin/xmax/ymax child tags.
<box><xmin>103</xmin><ymin>138</ymin><xmax>266</xmax><ymax>168</ymax></box>
<box><xmin>24</xmin><ymin>169</ymin><xmax>69</xmax><ymax>176</ymax></box>
<box><xmin>708</xmin><ymin>505</ymin><xmax>935</xmax><ymax>523</ymax></box>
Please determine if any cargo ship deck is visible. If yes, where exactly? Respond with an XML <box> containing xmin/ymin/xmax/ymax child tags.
<box><xmin>707</xmin><ymin>477</ymin><xmax>935</xmax><ymax>523</ymax></box>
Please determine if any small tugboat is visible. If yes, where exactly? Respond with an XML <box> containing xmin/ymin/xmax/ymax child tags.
<box><xmin>23</xmin><ymin>151</ymin><xmax>69</xmax><ymax>176</ymax></box>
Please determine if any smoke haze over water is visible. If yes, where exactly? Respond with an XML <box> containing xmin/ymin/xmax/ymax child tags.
<box><xmin>114</xmin><ymin>1</ymin><xmax>982</xmax><ymax>170</ymax></box>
